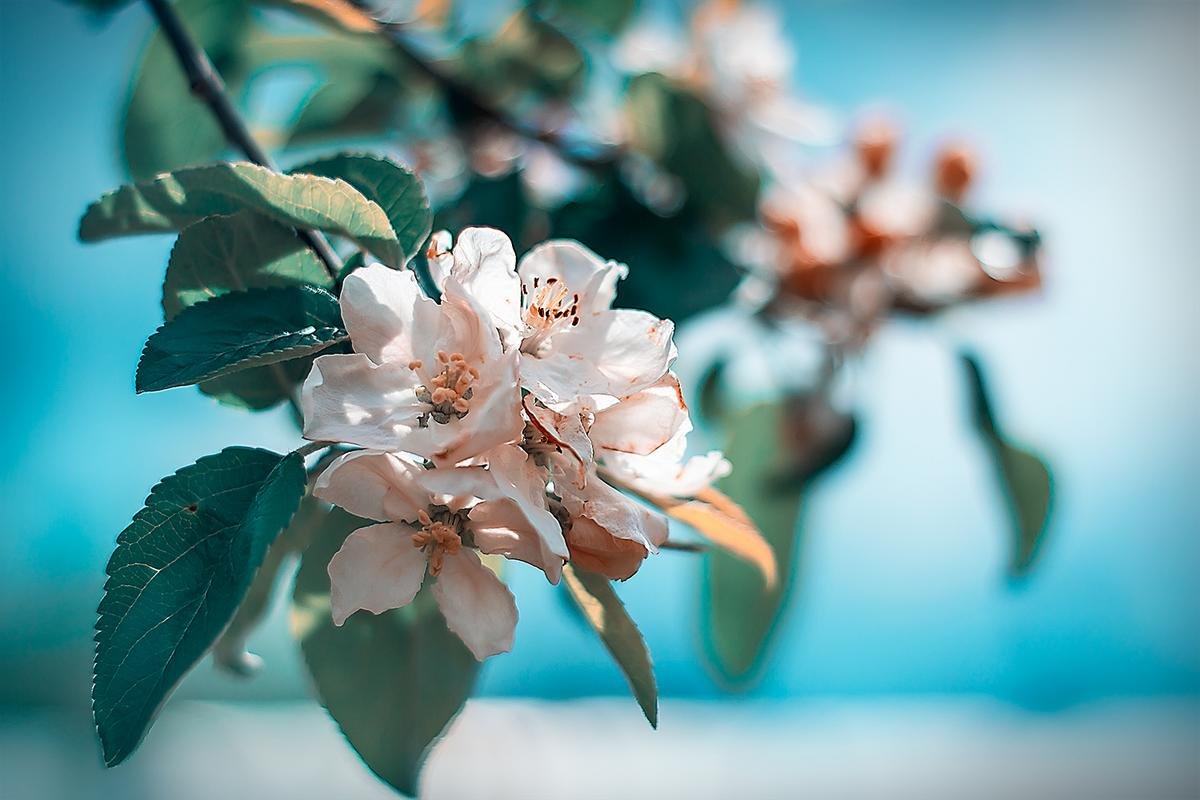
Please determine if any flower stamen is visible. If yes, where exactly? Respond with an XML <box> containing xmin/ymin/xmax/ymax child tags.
<box><xmin>412</xmin><ymin>506</ymin><xmax>465</xmax><ymax>576</ymax></box>
<box><xmin>414</xmin><ymin>351</ymin><xmax>479</xmax><ymax>427</ymax></box>
<box><xmin>521</xmin><ymin>276</ymin><xmax>580</xmax><ymax>352</ymax></box>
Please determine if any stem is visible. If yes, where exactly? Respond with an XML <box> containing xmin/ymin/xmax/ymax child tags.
<box><xmin>142</xmin><ymin>0</ymin><xmax>343</xmax><ymax>280</ymax></box>
<box><xmin>354</xmin><ymin>5</ymin><xmax>621</xmax><ymax>172</ymax></box>
<box><xmin>295</xmin><ymin>440</ymin><xmax>333</xmax><ymax>458</ymax></box>
<box><xmin>660</xmin><ymin>541</ymin><xmax>708</xmax><ymax>553</ymax></box>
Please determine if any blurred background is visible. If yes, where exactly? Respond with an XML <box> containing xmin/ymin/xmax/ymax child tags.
<box><xmin>1</xmin><ymin>0</ymin><xmax>1198</xmax><ymax>797</ymax></box>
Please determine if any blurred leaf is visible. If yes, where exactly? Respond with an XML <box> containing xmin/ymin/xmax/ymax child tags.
<box><xmin>122</xmin><ymin>0</ymin><xmax>254</xmax><ymax>180</ymax></box>
<box><xmin>536</xmin><ymin>0</ymin><xmax>638</xmax><ymax>36</ymax></box>
<box><xmin>257</xmin><ymin>0</ymin><xmax>379</xmax><ymax>32</ymax></box>
<box><xmin>137</xmin><ymin>285</ymin><xmax>346</xmax><ymax>392</ymax></box>
<box><xmin>702</xmin><ymin>402</ymin><xmax>803</xmax><ymax>687</ymax></box>
<box><xmin>291</xmin><ymin>506</ymin><xmax>480</xmax><ymax>797</ymax></box>
<box><xmin>961</xmin><ymin>352</ymin><xmax>1054</xmax><ymax>576</ymax></box>
<box><xmin>93</xmin><ymin>447</ymin><xmax>306</xmax><ymax>766</ymax></box>
<box><xmin>163</xmin><ymin>210</ymin><xmax>332</xmax><ymax>319</ymax></box>
<box><xmin>625</xmin><ymin>73</ymin><xmax>760</xmax><ymax>225</ymax></box>
<box><xmin>658</xmin><ymin>488</ymin><xmax>776</xmax><ymax>589</ymax></box>
<box><xmin>289</xmin><ymin>69</ymin><xmax>404</xmax><ymax>145</ymax></box>
<box><xmin>80</xmin><ymin>161</ymin><xmax>401</xmax><ymax>263</ymax></box>
<box><xmin>550</xmin><ymin>177</ymin><xmax>740</xmax><ymax>323</ymax></box>
<box><xmin>65</xmin><ymin>0</ymin><xmax>134</xmax><ymax>12</ymax></box>
<box><xmin>562</xmin><ymin>564</ymin><xmax>657</xmax><ymax>727</ymax></box>
<box><xmin>291</xmin><ymin>154</ymin><xmax>432</xmax><ymax>266</ymax></box>
<box><xmin>459</xmin><ymin>9</ymin><xmax>586</xmax><ymax>102</ymax></box>
<box><xmin>436</xmin><ymin>172</ymin><xmax>532</xmax><ymax>247</ymax></box>
<box><xmin>213</xmin><ymin>493</ymin><xmax>328</xmax><ymax>675</ymax></box>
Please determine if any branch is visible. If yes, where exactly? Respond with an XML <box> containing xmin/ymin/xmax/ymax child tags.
<box><xmin>361</xmin><ymin>11</ymin><xmax>622</xmax><ymax>172</ymax></box>
<box><xmin>142</xmin><ymin>0</ymin><xmax>344</xmax><ymax>279</ymax></box>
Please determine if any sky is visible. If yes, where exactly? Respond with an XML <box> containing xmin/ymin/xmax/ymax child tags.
<box><xmin>0</xmin><ymin>0</ymin><xmax>1197</xmax><ymax>709</ymax></box>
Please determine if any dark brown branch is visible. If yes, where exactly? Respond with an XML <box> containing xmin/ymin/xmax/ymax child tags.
<box><xmin>660</xmin><ymin>540</ymin><xmax>709</xmax><ymax>554</ymax></box>
<box><xmin>142</xmin><ymin>0</ymin><xmax>344</xmax><ymax>279</ymax></box>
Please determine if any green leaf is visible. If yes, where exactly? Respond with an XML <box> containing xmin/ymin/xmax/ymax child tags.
<box><xmin>537</xmin><ymin>0</ymin><xmax>638</xmax><ymax>35</ymax></box>
<box><xmin>163</xmin><ymin>210</ymin><xmax>332</xmax><ymax>319</ymax></box>
<box><xmin>459</xmin><ymin>9</ymin><xmax>587</xmax><ymax>103</ymax></box>
<box><xmin>961</xmin><ymin>353</ymin><xmax>1054</xmax><ymax>576</ymax></box>
<box><xmin>291</xmin><ymin>154</ymin><xmax>431</xmax><ymax>266</ymax></box>
<box><xmin>122</xmin><ymin>0</ymin><xmax>254</xmax><ymax>180</ymax></box>
<box><xmin>136</xmin><ymin>285</ymin><xmax>347</xmax><ymax>393</ymax></box>
<box><xmin>562</xmin><ymin>564</ymin><xmax>657</xmax><ymax>727</ymax></box>
<box><xmin>702</xmin><ymin>402</ymin><xmax>804</xmax><ymax>686</ymax></box>
<box><xmin>78</xmin><ymin>161</ymin><xmax>400</xmax><ymax>263</ymax></box>
<box><xmin>93</xmin><ymin>447</ymin><xmax>307</xmax><ymax>766</ymax></box>
<box><xmin>291</xmin><ymin>507</ymin><xmax>480</xmax><ymax>797</ymax></box>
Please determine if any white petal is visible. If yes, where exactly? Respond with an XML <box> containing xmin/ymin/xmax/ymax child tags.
<box><xmin>564</xmin><ymin>516</ymin><xmax>651</xmax><ymax>581</ymax></box>
<box><xmin>590</xmin><ymin>373</ymin><xmax>688</xmax><ymax>456</ymax></box>
<box><xmin>433</xmin><ymin>549</ymin><xmax>518</xmax><ymax>659</ymax></box>
<box><xmin>301</xmin><ymin>354</ymin><xmax>424</xmax><ymax>452</ymax></box>
<box><xmin>340</xmin><ymin>264</ymin><xmax>442</xmax><ymax>366</ymax></box>
<box><xmin>328</xmin><ymin>522</ymin><xmax>427</xmax><ymax>626</ymax></box>
<box><xmin>560</xmin><ymin>474</ymin><xmax>667</xmax><ymax>551</ymax></box>
<box><xmin>472</xmin><ymin>444</ymin><xmax>568</xmax><ymax>582</ymax></box>
<box><xmin>522</xmin><ymin>396</ymin><xmax>593</xmax><ymax>488</ymax></box>
<box><xmin>446</xmin><ymin>227</ymin><xmax>522</xmax><ymax>346</ymax></box>
<box><xmin>313</xmin><ymin>450</ymin><xmax>431</xmax><ymax>523</ymax></box>
<box><xmin>417</xmin><ymin>347</ymin><xmax>524</xmax><ymax>467</ymax></box>
<box><xmin>603</xmin><ymin>447</ymin><xmax>733</xmax><ymax>499</ymax></box>
<box><xmin>517</xmin><ymin>240</ymin><xmax>627</xmax><ymax>316</ymax></box>
<box><xmin>523</xmin><ymin>309</ymin><xmax>676</xmax><ymax>404</ymax></box>
<box><xmin>426</xmin><ymin>230</ymin><xmax>454</xmax><ymax>291</ymax></box>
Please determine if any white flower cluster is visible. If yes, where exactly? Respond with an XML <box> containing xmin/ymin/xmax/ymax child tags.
<box><xmin>301</xmin><ymin>228</ymin><xmax>730</xmax><ymax>659</ymax></box>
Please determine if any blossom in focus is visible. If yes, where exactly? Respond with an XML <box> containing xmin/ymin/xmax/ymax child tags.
<box><xmin>314</xmin><ymin>448</ymin><xmax>567</xmax><ymax>659</ymax></box>
<box><xmin>302</xmin><ymin>263</ymin><xmax>522</xmax><ymax>466</ymax></box>
<box><xmin>428</xmin><ymin>228</ymin><xmax>677</xmax><ymax>407</ymax></box>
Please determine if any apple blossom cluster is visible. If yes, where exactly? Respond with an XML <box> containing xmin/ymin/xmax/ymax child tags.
<box><xmin>300</xmin><ymin>228</ymin><xmax>730</xmax><ymax>660</ymax></box>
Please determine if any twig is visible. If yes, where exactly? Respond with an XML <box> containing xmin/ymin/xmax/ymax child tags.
<box><xmin>660</xmin><ymin>540</ymin><xmax>709</xmax><ymax>554</ymax></box>
<box><xmin>142</xmin><ymin>0</ymin><xmax>344</xmax><ymax>280</ymax></box>
<box><xmin>357</xmin><ymin>8</ymin><xmax>622</xmax><ymax>172</ymax></box>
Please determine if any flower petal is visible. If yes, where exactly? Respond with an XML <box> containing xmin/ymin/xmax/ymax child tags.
<box><xmin>522</xmin><ymin>395</ymin><xmax>593</xmax><ymax>488</ymax></box>
<box><xmin>446</xmin><ymin>227</ymin><xmax>522</xmax><ymax>346</ymax></box>
<box><xmin>340</xmin><ymin>264</ymin><xmax>442</xmax><ymax>366</ymax></box>
<box><xmin>417</xmin><ymin>347</ymin><xmax>524</xmax><ymax>467</ymax></box>
<box><xmin>517</xmin><ymin>240</ymin><xmax>627</xmax><ymax>316</ymax></box>
<box><xmin>328</xmin><ymin>522</ymin><xmax>427</xmax><ymax>626</ymax></box>
<box><xmin>560</xmin><ymin>473</ymin><xmax>668</xmax><ymax>551</ymax></box>
<box><xmin>565</xmin><ymin>516</ymin><xmax>651</xmax><ymax>581</ymax></box>
<box><xmin>301</xmin><ymin>353</ymin><xmax>424</xmax><ymax>452</ymax></box>
<box><xmin>313</xmin><ymin>450</ymin><xmax>431</xmax><ymax>523</ymax></box>
<box><xmin>522</xmin><ymin>309</ymin><xmax>676</xmax><ymax>404</ymax></box>
<box><xmin>590</xmin><ymin>373</ymin><xmax>688</xmax><ymax>456</ymax></box>
<box><xmin>432</xmin><ymin>548</ymin><xmax>518</xmax><ymax>659</ymax></box>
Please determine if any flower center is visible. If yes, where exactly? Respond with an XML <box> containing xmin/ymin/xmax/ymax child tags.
<box><xmin>414</xmin><ymin>351</ymin><xmax>479</xmax><ymax>427</ymax></box>
<box><xmin>521</xmin><ymin>276</ymin><xmax>580</xmax><ymax>353</ymax></box>
<box><xmin>412</xmin><ymin>506</ymin><xmax>466</xmax><ymax>576</ymax></box>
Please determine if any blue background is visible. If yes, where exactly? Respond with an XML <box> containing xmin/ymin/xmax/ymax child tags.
<box><xmin>1</xmin><ymin>0</ymin><xmax>1197</xmax><ymax>714</ymax></box>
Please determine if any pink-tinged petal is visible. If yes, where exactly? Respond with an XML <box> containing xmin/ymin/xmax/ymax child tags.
<box><xmin>517</xmin><ymin>240</ymin><xmax>627</xmax><ymax>316</ymax></box>
<box><xmin>565</xmin><ymin>516</ymin><xmax>650</xmax><ymax>581</ymax></box>
<box><xmin>590</xmin><ymin>373</ymin><xmax>688</xmax><ymax>456</ymax></box>
<box><xmin>425</xmin><ymin>230</ymin><xmax>454</xmax><ymax>291</ymax></box>
<box><xmin>522</xmin><ymin>309</ymin><xmax>676</xmax><ymax>404</ymax></box>
<box><xmin>471</xmin><ymin>445</ymin><xmax>568</xmax><ymax>581</ymax></box>
<box><xmin>340</xmin><ymin>264</ymin><xmax>442</xmax><ymax>366</ymax></box>
<box><xmin>313</xmin><ymin>450</ymin><xmax>431</xmax><ymax>523</ymax></box>
<box><xmin>470</xmin><ymin>498</ymin><xmax>564</xmax><ymax>583</ymax></box>
<box><xmin>432</xmin><ymin>549</ymin><xmax>518</xmax><ymax>659</ymax></box>
<box><xmin>410</xmin><ymin>464</ymin><xmax>498</xmax><ymax>513</ymax></box>
<box><xmin>603</xmin><ymin>448</ymin><xmax>733</xmax><ymax>499</ymax></box>
<box><xmin>439</xmin><ymin>275</ymin><xmax>505</xmax><ymax>361</ymax></box>
<box><xmin>522</xmin><ymin>396</ymin><xmax>593</xmax><ymax>488</ymax></box>
<box><xmin>301</xmin><ymin>354</ymin><xmax>424</xmax><ymax>451</ymax></box>
<box><xmin>446</xmin><ymin>228</ymin><xmax>522</xmax><ymax>346</ymax></box>
<box><xmin>417</xmin><ymin>348</ymin><xmax>524</xmax><ymax>467</ymax></box>
<box><xmin>328</xmin><ymin>522</ymin><xmax>427</xmax><ymax>626</ymax></box>
<box><xmin>560</xmin><ymin>474</ymin><xmax>668</xmax><ymax>550</ymax></box>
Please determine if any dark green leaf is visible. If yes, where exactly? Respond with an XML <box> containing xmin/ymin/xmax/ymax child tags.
<box><xmin>291</xmin><ymin>154</ymin><xmax>431</xmax><ymax>266</ymax></box>
<box><xmin>79</xmin><ymin>161</ymin><xmax>400</xmax><ymax>263</ymax></box>
<box><xmin>458</xmin><ymin>9</ymin><xmax>587</xmax><ymax>103</ymax></box>
<box><xmin>961</xmin><ymin>353</ymin><xmax>1053</xmax><ymax>576</ymax></box>
<box><xmin>537</xmin><ymin>0</ymin><xmax>638</xmax><ymax>35</ymax></box>
<box><xmin>703</xmin><ymin>402</ymin><xmax>804</xmax><ymax>686</ymax></box>
<box><xmin>136</xmin><ymin>285</ymin><xmax>347</xmax><ymax>393</ymax></box>
<box><xmin>291</xmin><ymin>507</ymin><xmax>480</xmax><ymax>796</ymax></box>
<box><xmin>562</xmin><ymin>564</ymin><xmax>657</xmax><ymax>727</ymax></box>
<box><xmin>93</xmin><ymin>447</ymin><xmax>307</xmax><ymax>766</ymax></box>
<box><xmin>163</xmin><ymin>210</ymin><xmax>332</xmax><ymax>320</ymax></box>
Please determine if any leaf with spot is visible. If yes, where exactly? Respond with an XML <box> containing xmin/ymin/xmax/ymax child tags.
<box><xmin>291</xmin><ymin>154</ymin><xmax>431</xmax><ymax>266</ymax></box>
<box><xmin>136</xmin><ymin>285</ymin><xmax>347</xmax><ymax>393</ymax></box>
<box><xmin>92</xmin><ymin>447</ymin><xmax>307</xmax><ymax>766</ymax></box>
<box><xmin>78</xmin><ymin>161</ymin><xmax>401</xmax><ymax>264</ymax></box>
<box><xmin>961</xmin><ymin>352</ymin><xmax>1054</xmax><ymax>576</ymax></box>
<box><xmin>291</xmin><ymin>506</ymin><xmax>480</xmax><ymax>797</ymax></box>
<box><xmin>562</xmin><ymin>564</ymin><xmax>657</xmax><ymax>727</ymax></box>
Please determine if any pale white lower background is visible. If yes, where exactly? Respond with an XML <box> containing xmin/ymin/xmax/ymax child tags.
<box><xmin>3</xmin><ymin>697</ymin><xmax>1197</xmax><ymax>800</ymax></box>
